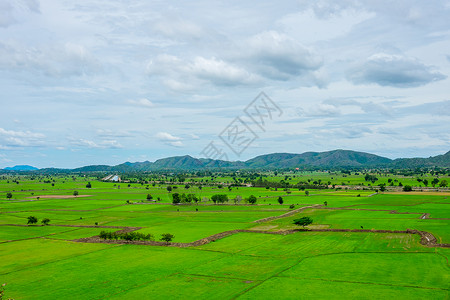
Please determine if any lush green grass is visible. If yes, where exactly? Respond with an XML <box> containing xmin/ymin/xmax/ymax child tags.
<box><xmin>0</xmin><ymin>175</ymin><xmax>448</xmax><ymax>299</ymax></box>
<box><xmin>237</xmin><ymin>277</ymin><xmax>449</xmax><ymax>299</ymax></box>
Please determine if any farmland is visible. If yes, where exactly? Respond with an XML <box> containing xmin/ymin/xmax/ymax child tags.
<box><xmin>0</xmin><ymin>173</ymin><xmax>449</xmax><ymax>299</ymax></box>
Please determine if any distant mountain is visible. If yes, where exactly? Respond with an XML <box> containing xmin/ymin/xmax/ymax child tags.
<box><xmin>392</xmin><ymin>151</ymin><xmax>450</xmax><ymax>168</ymax></box>
<box><xmin>3</xmin><ymin>150</ymin><xmax>449</xmax><ymax>173</ymax></box>
<box><xmin>72</xmin><ymin>165</ymin><xmax>117</xmax><ymax>172</ymax></box>
<box><xmin>247</xmin><ymin>150</ymin><xmax>392</xmax><ymax>168</ymax></box>
<box><xmin>150</xmin><ymin>155</ymin><xmax>204</xmax><ymax>170</ymax></box>
<box><xmin>119</xmin><ymin>161</ymin><xmax>153</xmax><ymax>171</ymax></box>
<box><xmin>3</xmin><ymin>165</ymin><xmax>38</xmax><ymax>171</ymax></box>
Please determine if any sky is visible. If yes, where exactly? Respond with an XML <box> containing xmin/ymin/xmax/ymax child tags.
<box><xmin>0</xmin><ymin>0</ymin><xmax>449</xmax><ymax>168</ymax></box>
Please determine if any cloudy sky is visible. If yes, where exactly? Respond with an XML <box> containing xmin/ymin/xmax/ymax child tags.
<box><xmin>1</xmin><ymin>0</ymin><xmax>449</xmax><ymax>168</ymax></box>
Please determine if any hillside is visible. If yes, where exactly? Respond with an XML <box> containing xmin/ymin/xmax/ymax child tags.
<box><xmin>3</xmin><ymin>165</ymin><xmax>38</xmax><ymax>171</ymax></box>
<box><xmin>248</xmin><ymin>150</ymin><xmax>392</xmax><ymax>168</ymax></box>
<box><xmin>2</xmin><ymin>150</ymin><xmax>449</xmax><ymax>173</ymax></box>
<box><xmin>392</xmin><ymin>151</ymin><xmax>450</xmax><ymax>168</ymax></box>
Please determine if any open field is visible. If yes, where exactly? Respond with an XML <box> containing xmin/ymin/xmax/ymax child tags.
<box><xmin>0</xmin><ymin>175</ymin><xmax>449</xmax><ymax>299</ymax></box>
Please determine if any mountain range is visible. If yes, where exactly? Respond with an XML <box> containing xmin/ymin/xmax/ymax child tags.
<box><xmin>2</xmin><ymin>149</ymin><xmax>449</xmax><ymax>172</ymax></box>
<box><xmin>3</xmin><ymin>165</ymin><xmax>39</xmax><ymax>171</ymax></box>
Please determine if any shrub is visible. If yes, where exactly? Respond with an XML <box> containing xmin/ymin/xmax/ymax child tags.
<box><xmin>160</xmin><ymin>233</ymin><xmax>175</xmax><ymax>243</ymax></box>
<box><xmin>27</xmin><ymin>216</ymin><xmax>38</xmax><ymax>225</ymax></box>
<box><xmin>99</xmin><ymin>230</ymin><xmax>154</xmax><ymax>241</ymax></box>
<box><xmin>247</xmin><ymin>195</ymin><xmax>257</xmax><ymax>205</ymax></box>
<box><xmin>293</xmin><ymin>217</ymin><xmax>313</xmax><ymax>228</ymax></box>
<box><xmin>277</xmin><ymin>196</ymin><xmax>283</xmax><ymax>205</ymax></box>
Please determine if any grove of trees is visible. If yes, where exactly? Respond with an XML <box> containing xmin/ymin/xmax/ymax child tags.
<box><xmin>99</xmin><ymin>230</ymin><xmax>154</xmax><ymax>241</ymax></box>
<box><xmin>211</xmin><ymin>194</ymin><xmax>228</xmax><ymax>204</ymax></box>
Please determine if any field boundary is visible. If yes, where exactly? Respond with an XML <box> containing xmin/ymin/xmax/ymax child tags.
<box><xmin>72</xmin><ymin>227</ymin><xmax>450</xmax><ymax>248</ymax></box>
<box><xmin>253</xmin><ymin>204</ymin><xmax>322</xmax><ymax>223</ymax></box>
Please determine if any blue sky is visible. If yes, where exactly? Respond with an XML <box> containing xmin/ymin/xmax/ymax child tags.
<box><xmin>1</xmin><ymin>0</ymin><xmax>449</xmax><ymax>168</ymax></box>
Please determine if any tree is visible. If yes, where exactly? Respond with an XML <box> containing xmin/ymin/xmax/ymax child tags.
<box><xmin>211</xmin><ymin>194</ymin><xmax>228</xmax><ymax>204</ymax></box>
<box><xmin>403</xmin><ymin>185</ymin><xmax>413</xmax><ymax>192</ymax></box>
<box><xmin>423</xmin><ymin>179</ymin><xmax>429</xmax><ymax>187</ymax></box>
<box><xmin>305</xmin><ymin>190</ymin><xmax>309</xmax><ymax>196</ymax></box>
<box><xmin>160</xmin><ymin>233</ymin><xmax>174</xmax><ymax>243</ymax></box>
<box><xmin>364</xmin><ymin>174</ymin><xmax>378</xmax><ymax>183</ymax></box>
<box><xmin>6</xmin><ymin>192</ymin><xmax>12</xmax><ymax>200</ymax></box>
<box><xmin>146</xmin><ymin>194</ymin><xmax>153</xmax><ymax>200</ymax></box>
<box><xmin>86</xmin><ymin>182</ymin><xmax>92</xmax><ymax>188</ymax></box>
<box><xmin>184</xmin><ymin>184</ymin><xmax>190</xmax><ymax>189</ymax></box>
<box><xmin>439</xmin><ymin>180</ymin><xmax>448</xmax><ymax>187</ymax></box>
<box><xmin>27</xmin><ymin>216</ymin><xmax>38</xmax><ymax>225</ymax></box>
<box><xmin>167</xmin><ymin>186</ymin><xmax>172</xmax><ymax>193</ymax></box>
<box><xmin>323</xmin><ymin>201</ymin><xmax>327</xmax><ymax>206</ymax></box>
<box><xmin>293</xmin><ymin>217</ymin><xmax>313</xmax><ymax>228</ymax></box>
<box><xmin>73</xmin><ymin>191</ymin><xmax>79</xmax><ymax>196</ymax></box>
<box><xmin>248</xmin><ymin>195</ymin><xmax>257</xmax><ymax>205</ymax></box>
<box><xmin>172</xmin><ymin>193</ymin><xmax>181</xmax><ymax>204</ymax></box>
<box><xmin>431</xmin><ymin>178</ymin><xmax>439</xmax><ymax>187</ymax></box>
<box><xmin>277</xmin><ymin>196</ymin><xmax>283</xmax><ymax>205</ymax></box>
<box><xmin>41</xmin><ymin>218</ymin><xmax>50</xmax><ymax>225</ymax></box>
<box><xmin>192</xmin><ymin>195</ymin><xmax>200</xmax><ymax>204</ymax></box>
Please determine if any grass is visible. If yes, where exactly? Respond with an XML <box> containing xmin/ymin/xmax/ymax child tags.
<box><xmin>0</xmin><ymin>175</ymin><xmax>448</xmax><ymax>299</ymax></box>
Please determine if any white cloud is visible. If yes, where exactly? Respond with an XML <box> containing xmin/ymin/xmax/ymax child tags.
<box><xmin>127</xmin><ymin>98</ymin><xmax>154</xmax><ymax>108</ymax></box>
<box><xmin>0</xmin><ymin>127</ymin><xmax>45</xmax><ymax>147</ymax></box>
<box><xmin>156</xmin><ymin>132</ymin><xmax>181</xmax><ymax>141</ymax></box>
<box><xmin>69</xmin><ymin>138</ymin><xmax>123</xmax><ymax>149</ymax></box>
<box><xmin>169</xmin><ymin>141</ymin><xmax>184</xmax><ymax>147</ymax></box>
<box><xmin>153</xmin><ymin>18</ymin><xmax>204</xmax><ymax>39</ymax></box>
<box><xmin>147</xmin><ymin>54</ymin><xmax>259</xmax><ymax>88</ymax></box>
<box><xmin>0</xmin><ymin>0</ymin><xmax>40</xmax><ymax>28</ymax></box>
<box><xmin>96</xmin><ymin>129</ymin><xmax>134</xmax><ymax>138</ymax></box>
<box><xmin>156</xmin><ymin>132</ymin><xmax>184</xmax><ymax>147</ymax></box>
<box><xmin>0</xmin><ymin>41</ymin><xmax>101</xmax><ymax>78</ymax></box>
<box><xmin>246</xmin><ymin>31</ymin><xmax>323</xmax><ymax>81</ymax></box>
<box><xmin>191</xmin><ymin>56</ymin><xmax>258</xmax><ymax>86</ymax></box>
<box><xmin>348</xmin><ymin>53</ymin><xmax>447</xmax><ymax>87</ymax></box>
<box><xmin>0</xmin><ymin>0</ymin><xmax>449</xmax><ymax>166</ymax></box>
<box><xmin>296</xmin><ymin>103</ymin><xmax>341</xmax><ymax>117</ymax></box>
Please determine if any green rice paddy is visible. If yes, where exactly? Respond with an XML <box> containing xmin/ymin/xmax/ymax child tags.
<box><xmin>0</xmin><ymin>175</ymin><xmax>448</xmax><ymax>299</ymax></box>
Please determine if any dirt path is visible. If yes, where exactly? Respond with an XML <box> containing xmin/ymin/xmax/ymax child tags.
<box><xmin>27</xmin><ymin>195</ymin><xmax>92</xmax><ymax>199</ymax></box>
<box><xmin>7</xmin><ymin>202</ymin><xmax>447</xmax><ymax>249</ymax></box>
<box><xmin>0</xmin><ymin>223</ymin><xmax>141</xmax><ymax>230</ymax></box>
<box><xmin>68</xmin><ymin>202</ymin><xmax>449</xmax><ymax>248</ymax></box>
<box><xmin>318</xmin><ymin>206</ymin><xmax>450</xmax><ymax>220</ymax></box>
<box><xmin>71</xmin><ymin>226</ymin><xmax>450</xmax><ymax>248</ymax></box>
<box><xmin>253</xmin><ymin>204</ymin><xmax>322</xmax><ymax>223</ymax></box>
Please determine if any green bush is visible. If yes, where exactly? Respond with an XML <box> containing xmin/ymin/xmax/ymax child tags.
<box><xmin>99</xmin><ymin>230</ymin><xmax>154</xmax><ymax>241</ymax></box>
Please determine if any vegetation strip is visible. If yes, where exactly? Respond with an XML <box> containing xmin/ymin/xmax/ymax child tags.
<box><xmin>253</xmin><ymin>204</ymin><xmax>322</xmax><ymax>223</ymax></box>
<box><xmin>73</xmin><ymin>227</ymin><xmax>450</xmax><ymax>248</ymax></box>
<box><xmin>317</xmin><ymin>206</ymin><xmax>450</xmax><ymax>220</ymax></box>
